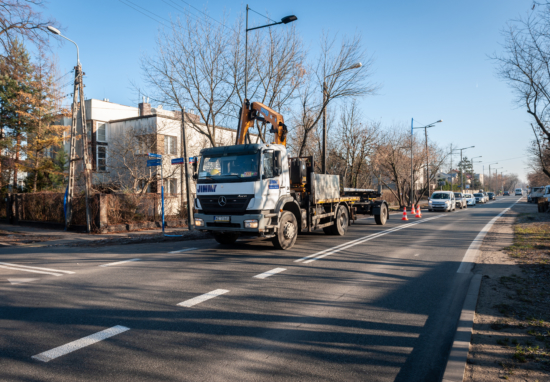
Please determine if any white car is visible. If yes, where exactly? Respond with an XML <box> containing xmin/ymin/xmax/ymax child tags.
<box><xmin>463</xmin><ymin>193</ymin><xmax>476</xmax><ymax>206</ymax></box>
<box><xmin>515</xmin><ymin>188</ymin><xmax>523</xmax><ymax>196</ymax></box>
<box><xmin>429</xmin><ymin>191</ymin><xmax>456</xmax><ymax>212</ymax></box>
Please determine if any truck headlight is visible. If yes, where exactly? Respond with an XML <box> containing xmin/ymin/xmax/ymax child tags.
<box><xmin>429</xmin><ymin>200</ymin><xmax>433</xmax><ymax>205</ymax></box>
<box><xmin>194</xmin><ymin>218</ymin><xmax>204</xmax><ymax>227</ymax></box>
<box><xmin>244</xmin><ymin>219</ymin><xmax>258</xmax><ymax>228</ymax></box>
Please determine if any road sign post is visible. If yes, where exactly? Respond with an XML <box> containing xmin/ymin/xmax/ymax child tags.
<box><xmin>146</xmin><ymin>154</ymin><xmax>164</xmax><ymax>233</ymax></box>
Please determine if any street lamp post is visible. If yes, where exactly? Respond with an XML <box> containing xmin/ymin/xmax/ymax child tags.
<box><xmin>453</xmin><ymin>146</ymin><xmax>474</xmax><ymax>193</ymax></box>
<box><xmin>487</xmin><ymin>162</ymin><xmax>498</xmax><ymax>192</ymax></box>
<box><xmin>410</xmin><ymin>119</ymin><xmax>442</xmax><ymax>204</ymax></box>
<box><xmin>244</xmin><ymin>5</ymin><xmax>297</xmax><ymax>101</ymax></box>
<box><xmin>321</xmin><ymin>62</ymin><xmax>362</xmax><ymax>174</ymax></box>
<box><xmin>47</xmin><ymin>26</ymin><xmax>92</xmax><ymax>233</ymax></box>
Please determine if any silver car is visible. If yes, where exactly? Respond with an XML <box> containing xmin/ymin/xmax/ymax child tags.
<box><xmin>473</xmin><ymin>192</ymin><xmax>485</xmax><ymax>204</ymax></box>
<box><xmin>429</xmin><ymin>191</ymin><xmax>456</xmax><ymax>212</ymax></box>
<box><xmin>454</xmin><ymin>192</ymin><xmax>467</xmax><ymax>209</ymax></box>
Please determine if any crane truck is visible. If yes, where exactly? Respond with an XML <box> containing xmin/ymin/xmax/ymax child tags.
<box><xmin>192</xmin><ymin>100</ymin><xmax>389</xmax><ymax>250</ymax></box>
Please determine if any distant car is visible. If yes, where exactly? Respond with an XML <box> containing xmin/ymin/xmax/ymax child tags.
<box><xmin>515</xmin><ymin>188</ymin><xmax>523</xmax><ymax>196</ymax></box>
<box><xmin>528</xmin><ymin>187</ymin><xmax>544</xmax><ymax>203</ymax></box>
<box><xmin>429</xmin><ymin>191</ymin><xmax>456</xmax><ymax>212</ymax></box>
<box><xmin>474</xmin><ymin>192</ymin><xmax>486</xmax><ymax>204</ymax></box>
<box><xmin>464</xmin><ymin>193</ymin><xmax>476</xmax><ymax>206</ymax></box>
<box><xmin>487</xmin><ymin>192</ymin><xmax>496</xmax><ymax>200</ymax></box>
<box><xmin>454</xmin><ymin>192</ymin><xmax>467</xmax><ymax>209</ymax></box>
<box><xmin>503</xmin><ymin>191</ymin><xmax>510</xmax><ymax>196</ymax></box>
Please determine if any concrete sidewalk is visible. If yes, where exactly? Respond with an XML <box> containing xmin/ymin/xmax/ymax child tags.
<box><xmin>0</xmin><ymin>223</ymin><xmax>206</xmax><ymax>248</ymax></box>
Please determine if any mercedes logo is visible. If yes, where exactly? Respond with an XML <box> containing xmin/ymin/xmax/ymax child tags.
<box><xmin>218</xmin><ymin>196</ymin><xmax>227</xmax><ymax>207</ymax></box>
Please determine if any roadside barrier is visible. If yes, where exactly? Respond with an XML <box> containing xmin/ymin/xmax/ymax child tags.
<box><xmin>401</xmin><ymin>207</ymin><xmax>408</xmax><ymax>221</ymax></box>
<box><xmin>415</xmin><ymin>204</ymin><xmax>422</xmax><ymax>218</ymax></box>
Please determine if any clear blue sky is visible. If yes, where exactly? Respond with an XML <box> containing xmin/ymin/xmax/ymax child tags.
<box><xmin>46</xmin><ymin>0</ymin><xmax>535</xmax><ymax>181</ymax></box>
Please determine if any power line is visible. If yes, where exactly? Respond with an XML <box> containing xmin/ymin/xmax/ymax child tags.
<box><xmin>177</xmin><ymin>0</ymin><xmax>235</xmax><ymax>32</ymax></box>
<box><xmin>118</xmin><ymin>0</ymin><xmax>170</xmax><ymax>28</ymax></box>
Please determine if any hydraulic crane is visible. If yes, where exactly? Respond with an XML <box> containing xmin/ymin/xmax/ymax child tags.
<box><xmin>236</xmin><ymin>99</ymin><xmax>288</xmax><ymax>146</ymax></box>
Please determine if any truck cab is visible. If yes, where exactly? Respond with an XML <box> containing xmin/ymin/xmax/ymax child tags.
<box><xmin>194</xmin><ymin>143</ymin><xmax>289</xmax><ymax>240</ymax></box>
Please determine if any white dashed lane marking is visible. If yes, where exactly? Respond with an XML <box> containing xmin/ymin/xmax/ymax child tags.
<box><xmin>177</xmin><ymin>289</ymin><xmax>229</xmax><ymax>307</ymax></box>
<box><xmin>169</xmin><ymin>247</ymin><xmax>198</xmax><ymax>254</ymax></box>
<box><xmin>254</xmin><ymin>268</ymin><xmax>286</xmax><ymax>279</ymax></box>
<box><xmin>32</xmin><ymin>325</ymin><xmax>130</xmax><ymax>362</ymax></box>
<box><xmin>99</xmin><ymin>258</ymin><xmax>141</xmax><ymax>267</ymax></box>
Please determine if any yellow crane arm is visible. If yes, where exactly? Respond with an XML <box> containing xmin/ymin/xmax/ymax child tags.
<box><xmin>236</xmin><ymin>100</ymin><xmax>288</xmax><ymax>146</ymax></box>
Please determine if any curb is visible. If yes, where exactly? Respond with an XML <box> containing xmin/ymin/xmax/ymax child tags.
<box><xmin>441</xmin><ymin>273</ymin><xmax>482</xmax><ymax>382</ymax></box>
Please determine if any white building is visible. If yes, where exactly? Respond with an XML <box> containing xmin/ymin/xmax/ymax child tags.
<box><xmin>63</xmin><ymin>98</ymin><xmax>243</xmax><ymax>212</ymax></box>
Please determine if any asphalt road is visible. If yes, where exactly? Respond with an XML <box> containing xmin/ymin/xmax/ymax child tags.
<box><xmin>0</xmin><ymin>196</ymin><xmax>523</xmax><ymax>381</ymax></box>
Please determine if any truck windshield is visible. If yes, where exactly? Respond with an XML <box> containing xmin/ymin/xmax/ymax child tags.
<box><xmin>198</xmin><ymin>152</ymin><xmax>260</xmax><ymax>183</ymax></box>
<box><xmin>431</xmin><ymin>193</ymin><xmax>449</xmax><ymax>199</ymax></box>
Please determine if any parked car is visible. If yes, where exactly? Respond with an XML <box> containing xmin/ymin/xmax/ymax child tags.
<box><xmin>464</xmin><ymin>193</ymin><xmax>476</xmax><ymax>206</ymax></box>
<box><xmin>474</xmin><ymin>192</ymin><xmax>486</xmax><ymax>204</ymax></box>
<box><xmin>503</xmin><ymin>191</ymin><xmax>510</xmax><ymax>196</ymax></box>
<box><xmin>528</xmin><ymin>187</ymin><xmax>544</xmax><ymax>203</ymax></box>
<box><xmin>483</xmin><ymin>192</ymin><xmax>490</xmax><ymax>202</ymax></box>
<box><xmin>515</xmin><ymin>188</ymin><xmax>523</xmax><ymax>196</ymax></box>
<box><xmin>428</xmin><ymin>191</ymin><xmax>456</xmax><ymax>212</ymax></box>
<box><xmin>454</xmin><ymin>192</ymin><xmax>467</xmax><ymax>209</ymax></box>
<box><xmin>487</xmin><ymin>192</ymin><xmax>496</xmax><ymax>200</ymax></box>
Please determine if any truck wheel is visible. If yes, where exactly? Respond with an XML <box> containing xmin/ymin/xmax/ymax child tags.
<box><xmin>374</xmin><ymin>203</ymin><xmax>387</xmax><ymax>225</ymax></box>
<box><xmin>213</xmin><ymin>232</ymin><xmax>239</xmax><ymax>245</ymax></box>
<box><xmin>272</xmin><ymin>211</ymin><xmax>298</xmax><ymax>250</ymax></box>
<box><xmin>330</xmin><ymin>205</ymin><xmax>349</xmax><ymax>235</ymax></box>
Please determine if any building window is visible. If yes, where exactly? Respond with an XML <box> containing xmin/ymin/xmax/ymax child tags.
<box><xmin>97</xmin><ymin>146</ymin><xmax>107</xmax><ymax>172</ymax></box>
<box><xmin>97</xmin><ymin>122</ymin><xmax>107</xmax><ymax>142</ymax></box>
<box><xmin>86</xmin><ymin>121</ymin><xmax>92</xmax><ymax>142</ymax></box>
<box><xmin>164</xmin><ymin>178</ymin><xmax>177</xmax><ymax>194</ymax></box>
<box><xmin>164</xmin><ymin>135</ymin><xmax>177</xmax><ymax>155</ymax></box>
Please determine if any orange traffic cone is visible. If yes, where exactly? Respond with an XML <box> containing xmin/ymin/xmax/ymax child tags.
<box><xmin>415</xmin><ymin>204</ymin><xmax>422</xmax><ymax>218</ymax></box>
<box><xmin>411</xmin><ymin>205</ymin><xmax>416</xmax><ymax>215</ymax></box>
<box><xmin>401</xmin><ymin>207</ymin><xmax>409</xmax><ymax>221</ymax></box>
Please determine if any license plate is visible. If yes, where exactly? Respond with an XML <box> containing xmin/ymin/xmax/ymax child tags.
<box><xmin>214</xmin><ymin>216</ymin><xmax>230</xmax><ymax>222</ymax></box>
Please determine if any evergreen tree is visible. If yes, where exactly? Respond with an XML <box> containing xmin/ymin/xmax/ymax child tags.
<box><xmin>0</xmin><ymin>40</ymin><xmax>34</xmax><ymax>191</ymax></box>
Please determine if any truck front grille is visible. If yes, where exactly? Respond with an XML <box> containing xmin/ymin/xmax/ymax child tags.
<box><xmin>197</xmin><ymin>194</ymin><xmax>254</xmax><ymax>215</ymax></box>
<box><xmin>206</xmin><ymin>222</ymin><xmax>241</xmax><ymax>228</ymax></box>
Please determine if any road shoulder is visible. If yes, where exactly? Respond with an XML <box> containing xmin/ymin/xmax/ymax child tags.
<box><xmin>464</xmin><ymin>201</ymin><xmax>550</xmax><ymax>381</ymax></box>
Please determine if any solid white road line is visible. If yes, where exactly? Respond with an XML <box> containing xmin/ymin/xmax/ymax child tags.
<box><xmin>177</xmin><ymin>289</ymin><xmax>229</xmax><ymax>307</ymax></box>
<box><xmin>169</xmin><ymin>247</ymin><xmax>198</xmax><ymax>254</ymax></box>
<box><xmin>296</xmin><ymin>216</ymin><xmax>442</xmax><ymax>264</ymax></box>
<box><xmin>0</xmin><ymin>262</ymin><xmax>74</xmax><ymax>274</ymax></box>
<box><xmin>254</xmin><ymin>268</ymin><xmax>286</xmax><ymax>279</ymax></box>
<box><xmin>0</xmin><ymin>265</ymin><xmax>62</xmax><ymax>276</ymax></box>
<box><xmin>31</xmin><ymin>325</ymin><xmax>130</xmax><ymax>363</ymax></box>
<box><xmin>99</xmin><ymin>258</ymin><xmax>141</xmax><ymax>267</ymax></box>
<box><xmin>456</xmin><ymin>197</ymin><xmax>524</xmax><ymax>274</ymax></box>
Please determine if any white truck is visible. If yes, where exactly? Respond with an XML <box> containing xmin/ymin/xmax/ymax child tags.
<box><xmin>192</xmin><ymin>100</ymin><xmax>389</xmax><ymax>250</ymax></box>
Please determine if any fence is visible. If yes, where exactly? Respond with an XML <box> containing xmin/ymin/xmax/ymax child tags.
<box><xmin>1</xmin><ymin>192</ymin><xmax>189</xmax><ymax>233</ymax></box>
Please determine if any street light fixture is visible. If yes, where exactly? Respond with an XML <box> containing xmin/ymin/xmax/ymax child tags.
<box><xmin>244</xmin><ymin>5</ymin><xmax>297</xmax><ymax>100</ymax></box>
<box><xmin>410</xmin><ymin>119</ymin><xmax>443</xmax><ymax>204</ymax></box>
<box><xmin>47</xmin><ymin>26</ymin><xmax>80</xmax><ymax>64</ymax></box>
<box><xmin>322</xmin><ymin>62</ymin><xmax>362</xmax><ymax>174</ymax></box>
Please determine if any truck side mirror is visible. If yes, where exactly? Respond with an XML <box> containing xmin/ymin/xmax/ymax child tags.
<box><xmin>274</xmin><ymin>151</ymin><xmax>282</xmax><ymax>176</ymax></box>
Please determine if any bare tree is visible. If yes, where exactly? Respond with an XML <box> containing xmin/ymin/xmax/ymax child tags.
<box><xmin>294</xmin><ymin>32</ymin><xmax>378</xmax><ymax>157</ymax></box>
<box><xmin>0</xmin><ymin>1</ymin><xmax>60</xmax><ymax>56</ymax></box>
<box><xmin>493</xmin><ymin>7</ymin><xmax>550</xmax><ymax>177</ymax></box>
<box><xmin>332</xmin><ymin>100</ymin><xmax>379</xmax><ymax>188</ymax></box>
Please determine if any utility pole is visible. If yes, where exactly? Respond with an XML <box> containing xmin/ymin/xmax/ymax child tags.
<box><xmin>181</xmin><ymin>108</ymin><xmax>194</xmax><ymax>230</ymax></box>
<box><xmin>322</xmin><ymin>81</ymin><xmax>327</xmax><ymax>174</ymax></box>
<box><xmin>450</xmin><ymin>144</ymin><xmax>453</xmax><ymax>191</ymax></box>
<box><xmin>67</xmin><ymin>64</ymin><xmax>91</xmax><ymax>232</ymax></box>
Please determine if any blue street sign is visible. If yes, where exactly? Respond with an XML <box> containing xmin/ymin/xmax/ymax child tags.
<box><xmin>148</xmin><ymin>153</ymin><xmax>162</xmax><ymax>158</ymax></box>
<box><xmin>171</xmin><ymin>157</ymin><xmax>184</xmax><ymax>165</ymax></box>
<box><xmin>189</xmin><ymin>156</ymin><xmax>197</xmax><ymax>163</ymax></box>
<box><xmin>147</xmin><ymin>159</ymin><xmax>162</xmax><ymax>167</ymax></box>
